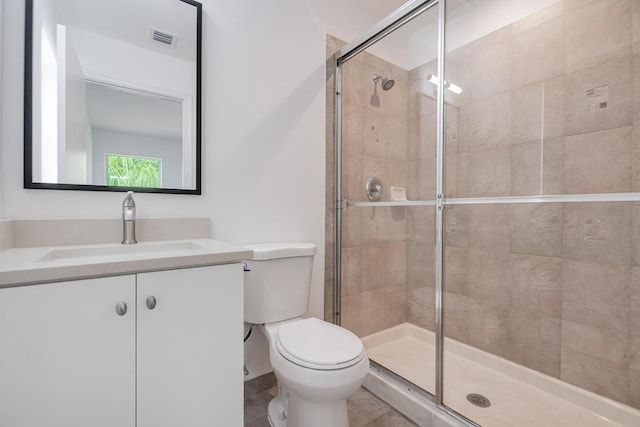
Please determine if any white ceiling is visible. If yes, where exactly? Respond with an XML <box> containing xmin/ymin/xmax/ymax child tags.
<box><xmin>53</xmin><ymin>0</ymin><xmax>197</xmax><ymax>62</ymax></box>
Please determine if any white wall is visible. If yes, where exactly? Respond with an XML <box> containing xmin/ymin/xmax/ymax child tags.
<box><xmin>0</xmin><ymin>1</ymin><xmax>3</xmax><ymax>217</ymax></box>
<box><xmin>60</xmin><ymin>26</ymin><xmax>89</xmax><ymax>184</ymax></box>
<box><xmin>31</xmin><ymin>0</ymin><xmax>58</xmax><ymax>182</ymax></box>
<box><xmin>1</xmin><ymin>0</ymin><xmax>385</xmax><ymax>379</ymax></box>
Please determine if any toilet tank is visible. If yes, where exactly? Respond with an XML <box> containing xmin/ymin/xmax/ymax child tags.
<box><xmin>243</xmin><ymin>243</ymin><xmax>316</xmax><ymax>324</ymax></box>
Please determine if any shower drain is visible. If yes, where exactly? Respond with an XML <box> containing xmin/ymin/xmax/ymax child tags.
<box><xmin>466</xmin><ymin>393</ymin><xmax>491</xmax><ymax>408</ymax></box>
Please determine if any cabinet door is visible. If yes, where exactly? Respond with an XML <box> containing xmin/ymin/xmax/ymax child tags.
<box><xmin>0</xmin><ymin>276</ymin><xmax>136</xmax><ymax>427</ymax></box>
<box><xmin>137</xmin><ymin>264</ymin><xmax>243</xmax><ymax>427</ymax></box>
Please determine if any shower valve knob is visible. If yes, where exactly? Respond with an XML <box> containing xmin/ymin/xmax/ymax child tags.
<box><xmin>365</xmin><ymin>177</ymin><xmax>383</xmax><ymax>201</ymax></box>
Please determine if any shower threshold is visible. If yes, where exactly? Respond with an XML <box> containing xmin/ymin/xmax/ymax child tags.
<box><xmin>361</xmin><ymin>323</ymin><xmax>639</xmax><ymax>427</ymax></box>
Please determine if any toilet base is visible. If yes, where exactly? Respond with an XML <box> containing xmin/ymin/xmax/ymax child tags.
<box><xmin>267</xmin><ymin>391</ymin><xmax>349</xmax><ymax>427</ymax></box>
<box><xmin>258</xmin><ymin>321</ymin><xmax>368</xmax><ymax>427</ymax></box>
<box><xmin>267</xmin><ymin>394</ymin><xmax>286</xmax><ymax>427</ymax></box>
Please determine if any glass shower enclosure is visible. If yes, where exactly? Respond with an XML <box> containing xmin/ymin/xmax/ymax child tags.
<box><xmin>327</xmin><ymin>0</ymin><xmax>640</xmax><ymax>425</ymax></box>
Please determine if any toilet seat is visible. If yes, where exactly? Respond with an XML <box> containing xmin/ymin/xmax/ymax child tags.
<box><xmin>276</xmin><ymin>318</ymin><xmax>365</xmax><ymax>370</ymax></box>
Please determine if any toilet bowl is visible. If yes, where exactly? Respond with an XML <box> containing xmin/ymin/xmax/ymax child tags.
<box><xmin>243</xmin><ymin>243</ymin><xmax>369</xmax><ymax>427</ymax></box>
<box><xmin>260</xmin><ymin>318</ymin><xmax>369</xmax><ymax>427</ymax></box>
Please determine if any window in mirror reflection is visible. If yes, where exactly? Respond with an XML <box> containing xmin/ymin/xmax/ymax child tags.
<box><xmin>107</xmin><ymin>155</ymin><xmax>161</xmax><ymax>188</ymax></box>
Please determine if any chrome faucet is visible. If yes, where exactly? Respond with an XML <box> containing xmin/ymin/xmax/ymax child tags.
<box><xmin>121</xmin><ymin>191</ymin><xmax>137</xmax><ymax>244</ymax></box>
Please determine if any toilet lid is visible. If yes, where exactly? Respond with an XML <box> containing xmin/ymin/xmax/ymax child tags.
<box><xmin>276</xmin><ymin>318</ymin><xmax>365</xmax><ymax>370</ymax></box>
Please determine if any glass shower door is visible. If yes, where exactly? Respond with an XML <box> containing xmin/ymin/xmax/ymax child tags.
<box><xmin>336</xmin><ymin>1</ymin><xmax>441</xmax><ymax>397</ymax></box>
<box><xmin>333</xmin><ymin>0</ymin><xmax>640</xmax><ymax>425</ymax></box>
<box><xmin>442</xmin><ymin>0</ymin><xmax>640</xmax><ymax>425</ymax></box>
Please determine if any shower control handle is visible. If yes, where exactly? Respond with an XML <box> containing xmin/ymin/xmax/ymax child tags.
<box><xmin>365</xmin><ymin>177</ymin><xmax>383</xmax><ymax>201</ymax></box>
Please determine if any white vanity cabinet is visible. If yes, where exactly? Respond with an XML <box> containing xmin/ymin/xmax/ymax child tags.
<box><xmin>136</xmin><ymin>265</ymin><xmax>243</xmax><ymax>426</ymax></box>
<box><xmin>0</xmin><ymin>275</ymin><xmax>136</xmax><ymax>426</ymax></box>
<box><xmin>0</xmin><ymin>263</ymin><xmax>243</xmax><ymax>427</ymax></box>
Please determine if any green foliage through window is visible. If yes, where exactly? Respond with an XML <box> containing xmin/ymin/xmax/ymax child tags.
<box><xmin>107</xmin><ymin>155</ymin><xmax>161</xmax><ymax>188</ymax></box>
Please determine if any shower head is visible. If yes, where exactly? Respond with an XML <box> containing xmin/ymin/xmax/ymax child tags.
<box><xmin>373</xmin><ymin>74</ymin><xmax>395</xmax><ymax>91</ymax></box>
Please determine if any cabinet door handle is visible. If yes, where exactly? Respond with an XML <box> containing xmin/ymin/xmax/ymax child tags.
<box><xmin>115</xmin><ymin>301</ymin><xmax>128</xmax><ymax>316</ymax></box>
<box><xmin>146</xmin><ymin>296</ymin><xmax>157</xmax><ymax>310</ymax></box>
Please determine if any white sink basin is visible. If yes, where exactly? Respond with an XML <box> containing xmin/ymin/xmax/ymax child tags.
<box><xmin>36</xmin><ymin>241</ymin><xmax>208</xmax><ymax>262</ymax></box>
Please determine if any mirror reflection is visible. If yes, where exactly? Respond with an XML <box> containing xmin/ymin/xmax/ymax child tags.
<box><xmin>25</xmin><ymin>0</ymin><xmax>201</xmax><ymax>193</ymax></box>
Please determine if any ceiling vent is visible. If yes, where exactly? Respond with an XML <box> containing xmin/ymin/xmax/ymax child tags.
<box><xmin>149</xmin><ymin>27</ymin><xmax>178</xmax><ymax>48</ymax></box>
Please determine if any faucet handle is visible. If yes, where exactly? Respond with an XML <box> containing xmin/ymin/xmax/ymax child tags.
<box><xmin>122</xmin><ymin>191</ymin><xmax>136</xmax><ymax>221</ymax></box>
<box><xmin>122</xmin><ymin>192</ymin><xmax>137</xmax><ymax>244</ymax></box>
<box><xmin>123</xmin><ymin>191</ymin><xmax>136</xmax><ymax>208</ymax></box>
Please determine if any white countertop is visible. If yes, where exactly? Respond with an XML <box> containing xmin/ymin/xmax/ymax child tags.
<box><xmin>0</xmin><ymin>239</ymin><xmax>253</xmax><ymax>287</ymax></box>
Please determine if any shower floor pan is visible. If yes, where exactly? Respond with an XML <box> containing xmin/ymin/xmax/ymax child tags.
<box><xmin>362</xmin><ymin>323</ymin><xmax>639</xmax><ymax>427</ymax></box>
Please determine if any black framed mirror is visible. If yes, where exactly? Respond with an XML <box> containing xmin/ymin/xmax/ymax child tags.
<box><xmin>24</xmin><ymin>0</ymin><xmax>202</xmax><ymax>194</ymax></box>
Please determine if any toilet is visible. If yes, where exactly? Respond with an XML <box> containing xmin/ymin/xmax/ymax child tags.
<box><xmin>243</xmin><ymin>242</ymin><xmax>369</xmax><ymax>427</ymax></box>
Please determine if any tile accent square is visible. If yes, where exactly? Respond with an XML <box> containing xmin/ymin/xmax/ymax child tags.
<box><xmin>564</xmin><ymin>57</ymin><xmax>633</xmax><ymax>136</ymax></box>
<box><xmin>563</xmin><ymin>202</ymin><xmax>632</xmax><ymax>265</ymax></box>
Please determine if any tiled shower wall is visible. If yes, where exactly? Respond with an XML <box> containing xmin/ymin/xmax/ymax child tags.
<box><xmin>406</xmin><ymin>0</ymin><xmax>640</xmax><ymax>407</ymax></box>
<box><xmin>326</xmin><ymin>34</ymin><xmax>412</xmax><ymax>337</ymax></box>
<box><xmin>326</xmin><ymin>0</ymin><xmax>640</xmax><ymax>410</ymax></box>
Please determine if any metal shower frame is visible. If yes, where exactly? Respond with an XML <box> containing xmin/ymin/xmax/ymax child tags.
<box><xmin>332</xmin><ymin>0</ymin><xmax>453</xmax><ymax>419</ymax></box>
<box><xmin>332</xmin><ymin>0</ymin><xmax>640</xmax><ymax>423</ymax></box>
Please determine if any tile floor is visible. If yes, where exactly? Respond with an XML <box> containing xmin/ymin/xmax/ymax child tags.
<box><xmin>244</xmin><ymin>376</ymin><xmax>417</xmax><ymax>427</ymax></box>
